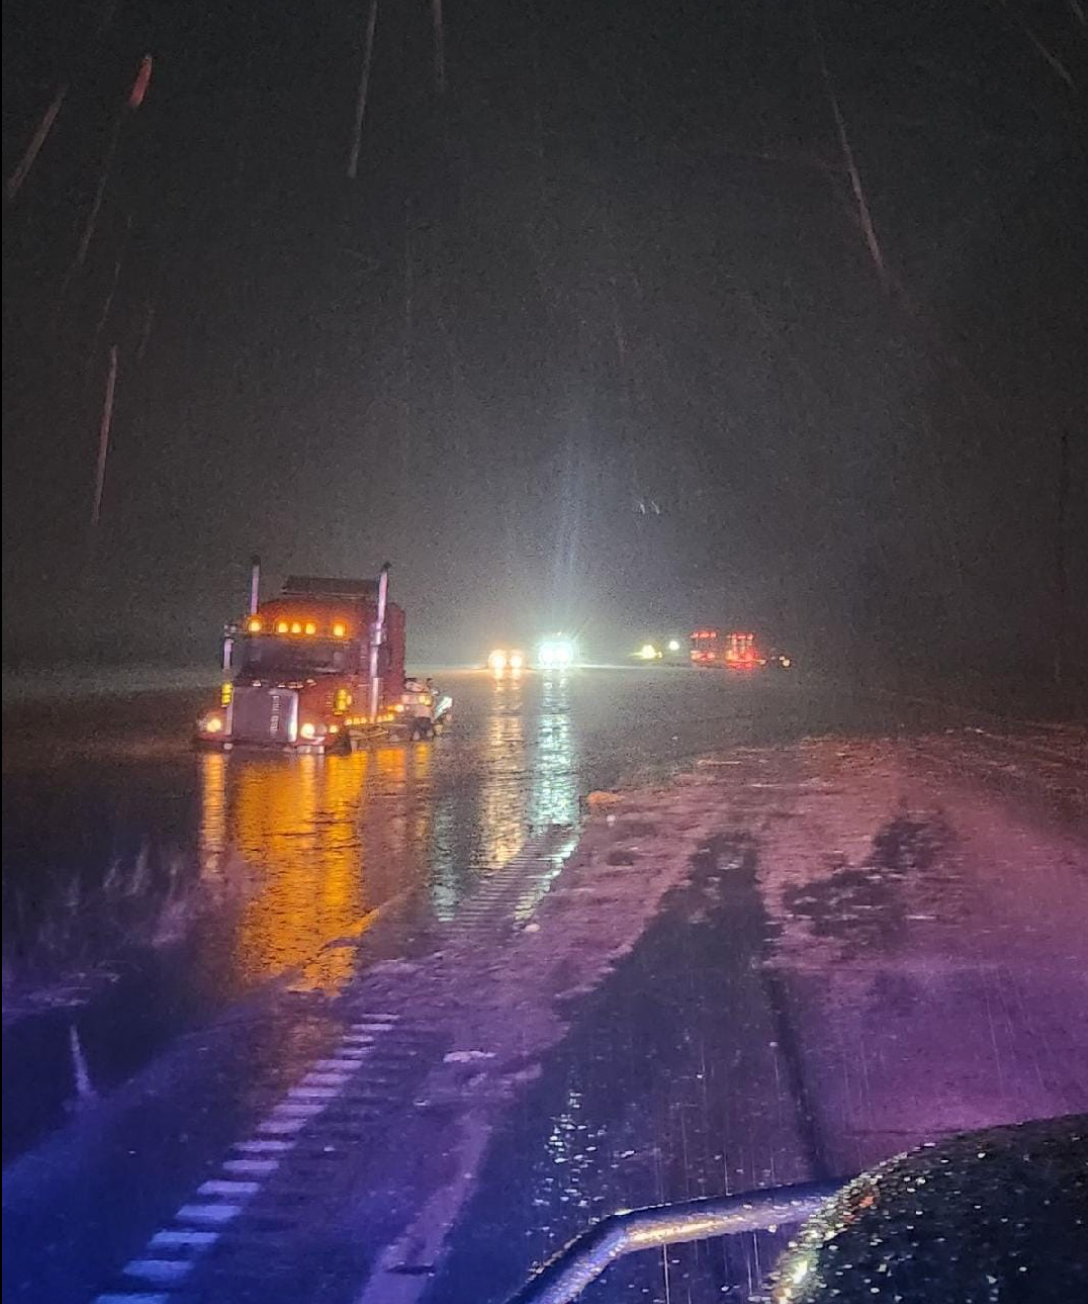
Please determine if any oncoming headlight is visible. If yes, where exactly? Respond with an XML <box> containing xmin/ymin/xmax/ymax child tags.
<box><xmin>538</xmin><ymin>638</ymin><xmax>575</xmax><ymax>669</ymax></box>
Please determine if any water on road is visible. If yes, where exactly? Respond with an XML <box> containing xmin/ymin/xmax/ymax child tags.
<box><xmin>3</xmin><ymin>668</ymin><xmax>1085</xmax><ymax>1304</ymax></box>
<box><xmin>3</xmin><ymin>668</ymin><xmax>903</xmax><ymax>1036</ymax></box>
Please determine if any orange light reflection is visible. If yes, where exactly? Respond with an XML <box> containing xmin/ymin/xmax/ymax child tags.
<box><xmin>229</xmin><ymin>754</ymin><xmax>370</xmax><ymax>994</ymax></box>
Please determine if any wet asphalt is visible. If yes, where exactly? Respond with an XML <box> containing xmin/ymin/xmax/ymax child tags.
<box><xmin>2</xmin><ymin>667</ymin><xmax>1073</xmax><ymax>1303</ymax></box>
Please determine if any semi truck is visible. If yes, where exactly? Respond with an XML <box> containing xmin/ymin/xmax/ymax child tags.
<box><xmin>196</xmin><ymin>561</ymin><xmax>449</xmax><ymax>752</ymax></box>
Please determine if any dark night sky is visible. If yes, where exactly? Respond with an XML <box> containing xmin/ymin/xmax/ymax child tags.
<box><xmin>3</xmin><ymin>0</ymin><xmax>1086</xmax><ymax>669</ymax></box>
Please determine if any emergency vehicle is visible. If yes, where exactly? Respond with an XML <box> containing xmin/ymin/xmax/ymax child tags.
<box><xmin>689</xmin><ymin>629</ymin><xmax>790</xmax><ymax>671</ymax></box>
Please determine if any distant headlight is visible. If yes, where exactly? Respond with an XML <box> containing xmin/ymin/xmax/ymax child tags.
<box><xmin>538</xmin><ymin>638</ymin><xmax>575</xmax><ymax>668</ymax></box>
<box><xmin>488</xmin><ymin>649</ymin><xmax>508</xmax><ymax>672</ymax></box>
<box><xmin>508</xmin><ymin>651</ymin><xmax>525</xmax><ymax>670</ymax></box>
<box><xmin>199</xmin><ymin>713</ymin><xmax>224</xmax><ymax>735</ymax></box>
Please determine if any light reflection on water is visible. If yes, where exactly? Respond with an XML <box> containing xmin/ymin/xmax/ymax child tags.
<box><xmin>194</xmin><ymin>673</ymin><xmax>583</xmax><ymax>989</ymax></box>
<box><xmin>198</xmin><ymin>746</ymin><xmax>436</xmax><ymax>995</ymax></box>
<box><xmin>198</xmin><ymin>748</ymin><xmax>229</xmax><ymax>879</ymax></box>
<box><xmin>480</xmin><ymin>674</ymin><xmax>528</xmax><ymax>866</ymax></box>
<box><xmin>530</xmin><ymin>673</ymin><xmax>579</xmax><ymax>831</ymax></box>
<box><xmin>512</xmin><ymin>673</ymin><xmax>580</xmax><ymax>920</ymax></box>
<box><xmin>431</xmin><ymin>672</ymin><xmax>532</xmax><ymax>921</ymax></box>
<box><xmin>227</xmin><ymin>754</ymin><xmax>368</xmax><ymax>993</ymax></box>
<box><xmin>430</xmin><ymin>799</ymin><xmax>460</xmax><ymax>923</ymax></box>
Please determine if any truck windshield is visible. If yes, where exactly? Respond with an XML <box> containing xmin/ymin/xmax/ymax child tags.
<box><xmin>239</xmin><ymin>635</ymin><xmax>355</xmax><ymax>677</ymax></box>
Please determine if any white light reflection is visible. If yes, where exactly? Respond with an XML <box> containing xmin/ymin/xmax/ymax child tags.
<box><xmin>508</xmin><ymin>674</ymin><xmax>580</xmax><ymax>920</ymax></box>
<box><xmin>530</xmin><ymin>673</ymin><xmax>578</xmax><ymax>830</ymax></box>
<box><xmin>479</xmin><ymin>676</ymin><xmax>527</xmax><ymax>866</ymax></box>
<box><xmin>429</xmin><ymin>798</ymin><xmax>459</xmax><ymax>922</ymax></box>
<box><xmin>432</xmin><ymin>671</ymin><xmax>530</xmax><ymax>921</ymax></box>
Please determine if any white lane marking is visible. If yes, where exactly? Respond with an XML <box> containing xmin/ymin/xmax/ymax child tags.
<box><xmin>176</xmin><ymin>1202</ymin><xmax>244</xmax><ymax>1224</ymax></box>
<box><xmin>271</xmin><ymin>1100</ymin><xmax>327</xmax><ymax>1117</ymax></box>
<box><xmin>149</xmin><ymin>1229</ymin><xmax>220</xmax><ymax>1248</ymax></box>
<box><xmin>123</xmin><ymin>1259</ymin><xmax>193</xmax><ymax>1284</ymax></box>
<box><xmin>256</xmin><ymin>1115</ymin><xmax>309</xmax><ymax>1134</ymax></box>
<box><xmin>235</xmin><ymin>1138</ymin><xmax>295</xmax><ymax>1153</ymax></box>
<box><xmin>94</xmin><ymin>1295</ymin><xmax>171</xmax><ymax>1304</ymax></box>
<box><xmin>224</xmin><ymin>1157</ymin><xmax>280</xmax><ymax>1175</ymax></box>
<box><xmin>107</xmin><ymin>1017</ymin><xmax>402</xmax><ymax>1291</ymax></box>
<box><xmin>289</xmin><ymin>1086</ymin><xmax>342</xmax><ymax>1100</ymax></box>
<box><xmin>197</xmin><ymin>1178</ymin><xmax>261</xmax><ymax>1197</ymax></box>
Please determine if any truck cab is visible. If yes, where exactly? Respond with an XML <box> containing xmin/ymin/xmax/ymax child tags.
<box><xmin>197</xmin><ymin>574</ymin><xmax>408</xmax><ymax>752</ymax></box>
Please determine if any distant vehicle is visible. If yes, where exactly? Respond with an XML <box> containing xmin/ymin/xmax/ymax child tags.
<box><xmin>633</xmin><ymin>638</ymin><xmax>686</xmax><ymax>665</ymax></box>
<box><xmin>690</xmin><ymin>628</ymin><xmax>723</xmax><ymax>667</ymax></box>
<box><xmin>537</xmin><ymin>637</ymin><xmax>576</xmax><ymax>670</ymax></box>
<box><xmin>488</xmin><ymin>648</ymin><xmax>526</xmax><ymax>674</ymax></box>
<box><xmin>195</xmin><ymin>561</ymin><xmax>450</xmax><ymax>752</ymax></box>
<box><xmin>722</xmin><ymin>631</ymin><xmax>761</xmax><ymax>670</ymax></box>
<box><xmin>690</xmin><ymin>629</ymin><xmax>789</xmax><ymax>671</ymax></box>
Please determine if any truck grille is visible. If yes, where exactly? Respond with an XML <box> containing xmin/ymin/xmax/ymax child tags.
<box><xmin>229</xmin><ymin>686</ymin><xmax>299</xmax><ymax>744</ymax></box>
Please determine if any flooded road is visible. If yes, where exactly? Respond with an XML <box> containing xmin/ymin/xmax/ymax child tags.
<box><xmin>2</xmin><ymin>666</ymin><xmax>916</xmax><ymax>1029</ymax></box>
<box><xmin>3</xmin><ymin>668</ymin><xmax>1085</xmax><ymax>1303</ymax></box>
<box><xmin>2</xmin><ymin>667</ymin><xmax>806</xmax><ymax>1149</ymax></box>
